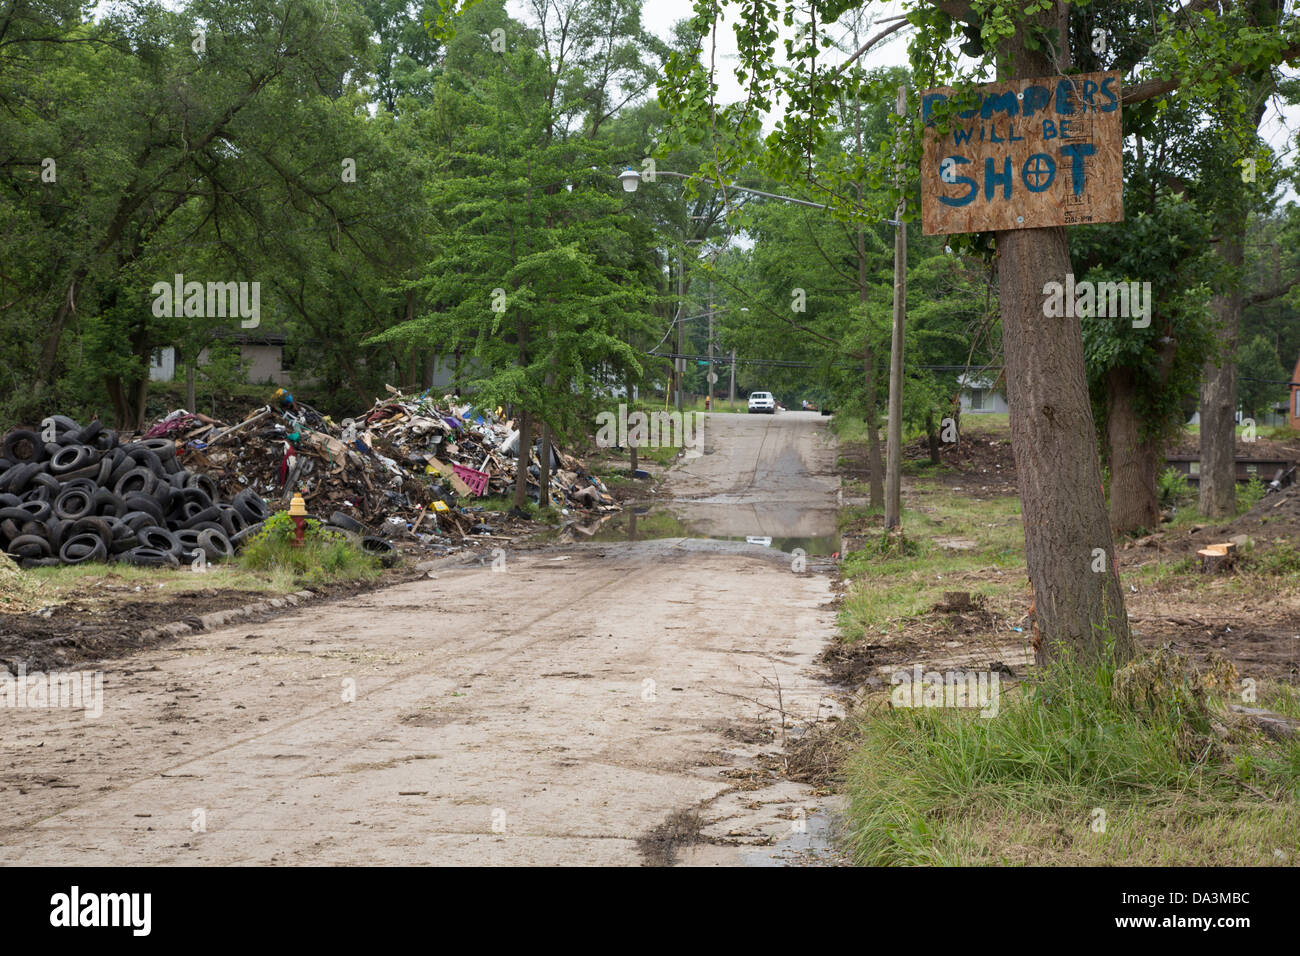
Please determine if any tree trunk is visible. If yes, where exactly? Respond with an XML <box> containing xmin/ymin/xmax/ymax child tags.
<box><xmin>926</xmin><ymin>410</ymin><xmax>941</xmax><ymax>465</ymax></box>
<box><xmin>1106</xmin><ymin>366</ymin><xmax>1160</xmax><ymax>534</ymax></box>
<box><xmin>1000</xmin><ymin>225</ymin><xmax>1133</xmax><ymax>665</ymax></box>
<box><xmin>538</xmin><ymin>420</ymin><xmax>552</xmax><ymax>509</ymax></box>
<box><xmin>862</xmin><ymin>348</ymin><xmax>885</xmax><ymax>509</ymax></box>
<box><xmin>996</xmin><ymin>7</ymin><xmax>1132</xmax><ymax>666</ymax></box>
<box><xmin>185</xmin><ymin>355</ymin><xmax>197</xmax><ymax>413</ymax></box>
<box><xmin>1199</xmin><ymin>227</ymin><xmax>1244</xmax><ymax>519</ymax></box>
<box><xmin>513</xmin><ymin>410</ymin><xmax>531</xmax><ymax>510</ymax></box>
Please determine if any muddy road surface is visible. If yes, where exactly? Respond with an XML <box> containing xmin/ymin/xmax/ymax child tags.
<box><xmin>0</xmin><ymin>411</ymin><xmax>843</xmax><ymax>866</ymax></box>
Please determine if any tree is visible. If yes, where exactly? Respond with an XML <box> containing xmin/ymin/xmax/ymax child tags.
<box><xmin>1238</xmin><ymin>334</ymin><xmax>1288</xmax><ymax>419</ymax></box>
<box><xmin>660</xmin><ymin>0</ymin><xmax>1300</xmax><ymax>665</ymax></box>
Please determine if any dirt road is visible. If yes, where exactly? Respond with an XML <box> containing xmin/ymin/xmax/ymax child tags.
<box><xmin>0</xmin><ymin>411</ymin><xmax>842</xmax><ymax>866</ymax></box>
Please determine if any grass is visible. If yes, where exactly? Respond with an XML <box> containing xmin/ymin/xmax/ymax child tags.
<box><xmin>838</xmin><ymin>479</ymin><xmax>1025</xmax><ymax>637</ymax></box>
<box><xmin>236</xmin><ymin>514</ymin><xmax>383</xmax><ymax>583</ymax></box>
<box><xmin>833</xmin><ymin>412</ymin><xmax>1300</xmax><ymax>865</ymax></box>
<box><xmin>841</xmin><ymin>652</ymin><xmax>1300</xmax><ymax>866</ymax></box>
<box><xmin>24</xmin><ymin>561</ymin><xmax>309</xmax><ymax>596</ymax></box>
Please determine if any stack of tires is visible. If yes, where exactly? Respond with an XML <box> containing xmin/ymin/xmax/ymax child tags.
<box><xmin>0</xmin><ymin>418</ymin><xmax>272</xmax><ymax>569</ymax></box>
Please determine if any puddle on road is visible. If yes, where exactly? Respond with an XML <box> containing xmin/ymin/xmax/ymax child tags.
<box><xmin>587</xmin><ymin>505</ymin><xmax>841</xmax><ymax>556</ymax></box>
<box><xmin>741</xmin><ymin>810</ymin><xmax>844</xmax><ymax>867</ymax></box>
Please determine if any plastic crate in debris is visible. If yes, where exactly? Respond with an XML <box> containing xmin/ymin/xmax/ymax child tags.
<box><xmin>452</xmin><ymin>464</ymin><xmax>490</xmax><ymax>496</ymax></box>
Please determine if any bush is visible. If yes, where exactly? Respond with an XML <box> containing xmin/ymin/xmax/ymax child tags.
<box><xmin>237</xmin><ymin>511</ymin><xmax>382</xmax><ymax>582</ymax></box>
<box><xmin>1237</xmin><ymin>475</ymin><xmax>1266</xmax><ymax>514</ymax></box>
<box><xmin>1157</xmin><ymin>467</ymin><xmax>1190</xmax><ymax>508</ymax></box>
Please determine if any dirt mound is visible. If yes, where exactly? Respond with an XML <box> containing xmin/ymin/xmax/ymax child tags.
<box><xmin>911</xmin><ymin>429</ymin><xmax>1018</xmax><ymax>497</ymax></box>
<box><xmin>0</xmin><ymin>554</ymin><xmax>48</xmax><ymax>613</ymax></box>
<box><xmin>1179</xmin><ymin>482</ymin><xmax>1300</xmax><ymax>547</ymax></box>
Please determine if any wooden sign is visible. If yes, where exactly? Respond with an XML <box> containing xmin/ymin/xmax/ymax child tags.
<box><xmin>920</xmin><ymin>71</ymin><xmax>1123</xmax><ymax>235</ymax></box>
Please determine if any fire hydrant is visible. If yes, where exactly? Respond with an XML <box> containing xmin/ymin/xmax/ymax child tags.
<box><xmin>289</xmin><ymin>492</ymin><xmax>308</xmax><ymax>547</ymax></box>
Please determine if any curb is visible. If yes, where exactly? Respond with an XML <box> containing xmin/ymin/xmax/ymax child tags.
<box><xmin>137</xmin><ymin>589</ymin><xmax>317</xmax><ymax>641</ymax></box>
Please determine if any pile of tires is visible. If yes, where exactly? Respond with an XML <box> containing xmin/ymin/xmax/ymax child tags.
<box><xmin>0</xmin><ymin>417</ymin><xmax>272</xmax><ymax>569</ymax></box>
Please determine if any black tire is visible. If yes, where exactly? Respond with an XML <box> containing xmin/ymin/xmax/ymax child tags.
<box><xmin>120</xmin><ymin>546</ymin><xmax>179</xmax><ymax>568</ymax></box>
<box><xmin>92</xmin><ymin>489</ymin><xmax>127</xmax><ymax>517</ymax></box>
<box><xmin>15</xmin><ymin>498</ymin><xmax>52</xmax><ymax>521</ymax></box>
<box><xmin>91</xmin><ymin>428</ymin><xmax>118</xmax><ymax>452</ymax></box>
<box><xmin>107</xmin><ymin>527</ymin><xmax>139</xmax><ymax>555</ymax></box>
<box><xmin>360</xmin><ymin>536</ymin><xmax>400</xmax><ymax>568</ymax></box>
<box><xmin>20</xmin><ymin>556</ymin><xmax>62</xmax><ymax>569</ymax></box>
<box><xmin>44</xmin><ymin>516</ymin><xmax>65</xmax><ymax>551</ymax></box>
<box><xmin>179</xmin><ymin>504</ymin><xmax>221</xmax><ymax>530</ymax></box>
<box><xmin>197</xmin><ymin>528</ymin><xmax>233</xmax><ymax>562</ymax></box>
<box><xmin>328</xmin><ymin>511</ymin><xmax>367</xmax><ymax>534</ymax></box>
<box><xmin>119</xmin><ymin>510</ymin><xmax>157</xmax><ymax>533</ymax></box>
<box><xmin>114</xmin><ymin>466</ymin><xmax>158</xmax><ymax>498</ymax></box>
<box><xmin>76</xmin><ymin>420</ymin><xmax>104</xmax><ymax>444</ymax></box>
<box><xmin>137</xmin><ymin>526</ymin><xmax>182</xmax><ymax>558</ymax></box>
<box><xmin>30</xmin><ymin>472</ymin><xmax>60</xmax><ymax>494</ymax></box>
<box><xmin>0</xmin><ymin>493</ymin><xmax>19</xmax><ymax>508</ymax></box>
<box><xmin>54</xmin><ymin>487</ymin><xmax>95</xmax><ymax>521</ymax></box>
<box><xmin>0</xmin><ymin>462</ymin><xmax>42</xmax><ymax>494</ymax></box>
<box><xmin>123</xmin><ymin>445</ymin><xmax>165</xmax><ymax>477</ymax></box>
<box><xmin>60</xmin><ymin>533</ymin><xmax>107</xmax><ymax>565</ymax></box>
<box><xmin>229</xmin><ymin>520</ymin><xmax>264</xmax><ymax>548</ymax></box>
<box><xmin>182</xmin><ymin>470</ymin><xmax>219</xmax><ymax>502</ymax></box>
<box><xmin>54</xmin><ymin>462</ymin><xmax>101</xmax><ymax>483</ymax></box>
<box><xmin>95</xmin><ymin>455</ymin><xmax>116</xmax><ymax>487</ymax></box>
<box><xmin>233</xmin><ymin>488</ymin><xmax>271</xmax><ymax>523</ymax></box>
<box><xmin>122</xmin><ymin>494</ymin><xmax>164</xmax><ymax>525</ymax></box>
<box><xmin>139</xmin><ymin>438</ymin><xmax>176</xmax><ymax>458</ymax></box>
<box><xmin>2</xmin><ymin>429</ymin><xmax>46</xmax><ymax>463</ymax></box>
<box><xmin>172</xmin><ymin>486</ymin><xmax>213</xmax><ymax>510</ymax></box>
<box><xmin>217</xmin><ymin>504</ymin><xmax>246</xmax><ymax>536</ymax></box>
<box><xmin>186</xmin><ymin>521</ymin><xmax>225</xmax><ymax>536</ymax></box>
<box><xmin>64</xmin><ymin>516</ymin><xmax>113</xmax><ymax>551</ymax></box>
<box><xmin>48</xmin><ymin>444</ymin><xmax>97</xmax><ymax>474</ymax></box>
<box><xmin>6</xmin><ymin>534</ymin><xmax>52</xmax><ymax>559</ymax></box>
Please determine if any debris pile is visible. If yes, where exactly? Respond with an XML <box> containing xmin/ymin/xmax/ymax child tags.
<box><xmin>158</xmin><ymin>387</ymin><xmax>618</xmax><ymax>550</ymax></box>
<box><xmin>1</xmin><ymin>417</ymin><xmax>270</xmax><ymax>568</ymax></box>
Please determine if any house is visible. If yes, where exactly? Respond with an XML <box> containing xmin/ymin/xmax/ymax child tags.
<box><xmin>149</xmin><ymin>332</ymin><xmax>291</xmax><ymax>386</ymax></box>
<box><xmin>957</xmin><ymin>373</ymin><xmax>1008</xmax><ymax>415</ymax></box>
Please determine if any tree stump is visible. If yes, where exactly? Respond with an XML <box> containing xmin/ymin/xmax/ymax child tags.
<box><xmin>1197</xmin><ymin>542</ymin><xmax>1236</xmax><ymax>574</ymax></box>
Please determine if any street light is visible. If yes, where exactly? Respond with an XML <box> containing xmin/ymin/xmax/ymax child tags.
<box><xmin>618</xmin><ymin>167</ymin><xmax>831</xmax><ymax>209</ymax></box>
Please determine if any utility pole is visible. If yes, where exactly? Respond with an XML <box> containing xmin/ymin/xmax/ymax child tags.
<box><xmin>729</xmin><ymin>349</ymin><xmax>736</xmax><ymax>410</ymax></box>
<box><xmin>885</xmin><ymin>83</ymin><xmax>907</xmax><ymax>531</ymax></box>
<box><xmin>674</xmin><ymin>248</ymin><xmax>685</xmax><ymax>412</ymax></box>
<box><xmin>707</xmin><ymin>279</ymin><xmax>714</xmax><ymax>411</ymax></box>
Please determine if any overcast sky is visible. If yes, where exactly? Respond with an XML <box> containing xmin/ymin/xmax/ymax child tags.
<box><xmin>626</xmin><ymin>0</ymin><xmax>1299</xmax><ymax>199</ymax></box>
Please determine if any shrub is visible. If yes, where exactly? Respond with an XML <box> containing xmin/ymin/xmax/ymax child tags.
<box><xmin>237</xmin><ymin>511</ymin><xmax>382</xmax><ymax>582</ymax></box>
<box><xmin>1157</xmin><ymin>467</ymin><xmax>1190</xmax><ymax>508</ymax></box>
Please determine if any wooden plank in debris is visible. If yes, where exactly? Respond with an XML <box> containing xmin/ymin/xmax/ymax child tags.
<box><xmin>425</xmin><ymin>458</ymin><xmax>474</xmax><ymax>496</ymax></box>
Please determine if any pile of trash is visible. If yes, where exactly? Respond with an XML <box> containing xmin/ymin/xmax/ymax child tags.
<box><xmin>0</xmin><ymin>417</ymin><xmax>270</xmax><ymax>568</ymax></box>
<box><xmin>159</xmin><ymin>386</ymin><xmax>618</xmax><ymax>550</ymax></box>
<box><xmin>0</xmin><ymin>388</ymin><xmax>619</xmax><ymax>569</ymax></box>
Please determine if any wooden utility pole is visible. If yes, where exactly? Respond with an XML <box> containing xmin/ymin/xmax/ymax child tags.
<box><xmin>674</xmin><ymin>249</ymin><xmax>685</xmax><ymax>412</ymax></box>
<box><xmin>706</xmin><ymin>279</ymin><xmax>714</xmax><ymax>410</ymax></box>
<box><xmin>729</xmin><ymin>349</ymin><xmax>736</xmax><ymax>410</ymax></box>
<box><xmin>885</xmin><ymin>84</ymin><xmax>907</xmax><ymax>530</ymax></box>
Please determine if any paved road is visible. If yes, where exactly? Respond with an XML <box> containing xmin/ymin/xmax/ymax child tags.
<box><xmin>0</xmin><ymin>411</ymin><xmax>841</xmax><ymax>866</ymax></box>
